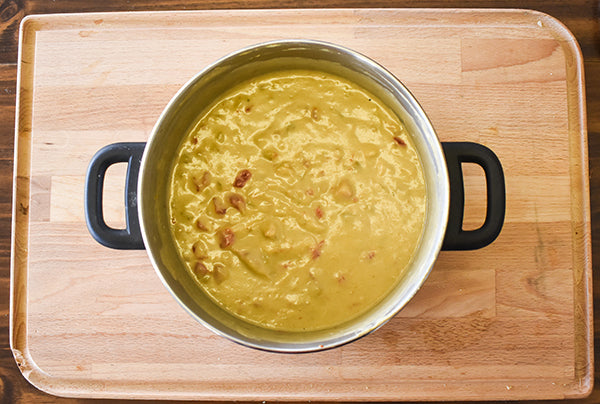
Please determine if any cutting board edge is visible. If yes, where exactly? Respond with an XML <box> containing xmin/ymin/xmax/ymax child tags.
<box><xmin>547</xmin><ymin>4</ymin><xmax>596</xmax><ymax>396</ymax></box>
<box><xmin>13</xmin><ymin>7</ymin><xmax>595</xmax><ymax>31</ymax></box>
<box><xmin>10</xmin><ymin>3</ymin><xmax>39</xmax><ymax>397</ymax></box>
<box><xmin>1</xmin><ymin>371</ymin><xmax>595</xmax><ymax>401</ymax></box>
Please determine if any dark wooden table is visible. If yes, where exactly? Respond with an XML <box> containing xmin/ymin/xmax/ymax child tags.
<box><xmin>1</xmin><ymin>1</ymin><xmax>599</xmax><ymax>402</ymax></box>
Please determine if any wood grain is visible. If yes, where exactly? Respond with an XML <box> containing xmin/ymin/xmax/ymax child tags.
<box><xmin>6</xmin><ymin>8</ymin><xmax>591</xmax><ymax>401</ymax></box>
<box><xmin>0</xmin><ymin>2</ymin><xmax>598</xmax><ymax>404</ymax></box>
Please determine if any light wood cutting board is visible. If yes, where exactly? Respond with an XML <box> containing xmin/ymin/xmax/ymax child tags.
<box><xmin>10</xmin><ymin>8</ymin><xmax>592</xmax><ymax>401</ymax></box>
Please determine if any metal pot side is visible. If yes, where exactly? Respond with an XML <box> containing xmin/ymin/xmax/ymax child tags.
<box><xmin>138</xmin><ymin>40</ymin><xmax>450</xmax><ymax>353</ymax></box>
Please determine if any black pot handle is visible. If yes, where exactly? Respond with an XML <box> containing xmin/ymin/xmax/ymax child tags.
<box><xmin>84</xmin><ymin>142</ymin><xmax>146</xmax><ymax>249</ymax></box>
<box><xmin>441</xmin><ymin>142</ymin><xmax>505</xmax><ymax>250</ymax></box>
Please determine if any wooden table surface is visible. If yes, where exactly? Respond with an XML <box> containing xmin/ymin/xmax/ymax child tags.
<box><xmin>0</xmin><ymin>1</ymin><xmax>598</xmax><ymax>403</ymax></box>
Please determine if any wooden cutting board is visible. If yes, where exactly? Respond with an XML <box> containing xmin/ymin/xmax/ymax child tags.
<box><xmin>10</xmin><ymin>8</ymin><xmax>592</xmax><ymax>401</ymax></box>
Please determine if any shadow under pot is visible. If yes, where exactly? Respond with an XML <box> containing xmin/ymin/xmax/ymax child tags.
<box><xmin>84</xmin><ymin>40</ymin><xmax>505</xmax><ymax>353</ymax></box>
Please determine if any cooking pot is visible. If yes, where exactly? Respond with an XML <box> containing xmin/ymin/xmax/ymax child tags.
<box><xmin>84</xmin><ymin>40</ymin><xmax>505</xmax><ymax>352</ymax></box>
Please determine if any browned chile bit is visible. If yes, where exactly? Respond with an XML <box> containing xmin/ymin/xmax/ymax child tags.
<box><xmin>233</xmin><ymin>169</ymin><xmax>252</xmax><ymax>188</ymax></box>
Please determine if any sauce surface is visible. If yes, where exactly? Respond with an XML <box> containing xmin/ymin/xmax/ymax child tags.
<box><xmin>168</xmin><ymin>70</ymin><xmax>426</xmax><ymax>331</ymax></box>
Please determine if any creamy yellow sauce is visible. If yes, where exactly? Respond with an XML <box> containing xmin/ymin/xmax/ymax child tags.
<box><xmin>168</xmin><ymin>70</ymin><xmax>426</xmax><ymax>332</ymax></box>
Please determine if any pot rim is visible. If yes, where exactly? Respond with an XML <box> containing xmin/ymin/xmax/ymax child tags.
<box><xmin>138</xmin><ymin>39</ymin><xmax>450</xmax><ymax>353</ymax></box>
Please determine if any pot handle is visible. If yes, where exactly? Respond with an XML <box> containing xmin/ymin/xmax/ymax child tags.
<box><xmin>441</xmin><ymin>142</ymin><xmax>505</xmax><ymax>250</ymax></box>
<box><xmin>84</xmin><ymin>142</ymin><xmax>146</xmax><ymax>249</ymax></box>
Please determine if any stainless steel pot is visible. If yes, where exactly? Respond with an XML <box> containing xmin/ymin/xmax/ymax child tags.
<box><xmin>85</xmin><ymin>40</ymin><xmax>505</xmax><ymax>352</ymax></box>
